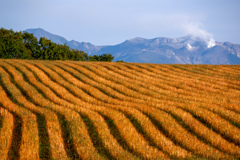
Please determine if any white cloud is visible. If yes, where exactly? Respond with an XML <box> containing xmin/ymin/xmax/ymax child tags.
<box><xmin>182</xmin><ymin>22</ymin><xmax>216</xmax><ymax>48</ymax></box>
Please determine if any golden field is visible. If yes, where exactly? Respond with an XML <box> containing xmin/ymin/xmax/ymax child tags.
<box><xmin>0</xmin><ymin>59</ymin><xmax>239</xmax><ymax>160</ymax></box>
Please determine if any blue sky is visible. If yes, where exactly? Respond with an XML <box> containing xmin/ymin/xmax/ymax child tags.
<box><xmin>0</xmin><ymin>0</ymin><xmax>239</xmax><ymax>45</ymax></box>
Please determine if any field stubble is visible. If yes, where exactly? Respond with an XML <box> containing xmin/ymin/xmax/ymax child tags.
<box><xmin>0</xmin><ymin>59</ymin><xmax>239</xmax><ymax>160</ymax></box>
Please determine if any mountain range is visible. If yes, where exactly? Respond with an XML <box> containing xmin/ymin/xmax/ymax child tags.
<box><xmin>25</xmin><ymin>28</ymin><xmax>240</xmax><ymax>64</ymax></box>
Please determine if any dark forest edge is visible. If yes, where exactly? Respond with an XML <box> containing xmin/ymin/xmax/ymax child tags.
<box><xmin>0</xmin><ymin>28</ymin><xmax>114</xmax><ymax>62</ymax></box>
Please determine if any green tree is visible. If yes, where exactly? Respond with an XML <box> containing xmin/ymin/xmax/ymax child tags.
<box><xmin>0</xmin><ymin>28</ymin><xmax>89</xmax><ymax>61</ymax></box>
<box><xmin>0</xmin><ymin>28</ymin><xmax>31</xmax><ymax>59</ymax></box>
<box><xmin>84</xmin><ymin>52</ymin><xmax>89</xmax><ymax>61</ymax></box>
<box><xmin>100</xmin><ymin>53</ymin><xmax>114</xmax><ymax>62</ymax></box>
<box><xmin>23</xmin><ymin>32</ymin><xmax>39</xmax><ymax>59</ymax></box>
<box><xmin>89</xmin><ymin>55</ymin><xmax>100</xmax><ymax>61</ymax></box>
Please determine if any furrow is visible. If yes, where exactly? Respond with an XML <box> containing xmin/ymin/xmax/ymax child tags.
<box><xmin>1</xmin><ymin>59</ymin><xmax>239</xmax><ymax>160</ymax></box>
<box><xmin>77</xmin><ymin>107</ymin><xmax>141</xmax><ymax>159</ymax></box>
<box><xmin>0</xmin><ymin>77</ymin><xmax>39</xmax><ymax>159</ymax></box>
<box><xmin>0</xmin><ymin>61</ymin><xmax>68</xmax><ymax>159</ymax></box>
<box><xmin>58</xmin><ymin>61</ymin><xmax>137</xmax><ymax>102</ymax></box>
<box><xmin>144</xmin><ymin>63</ymin><xmax>234</xmax><ymax>94</ymax></box>
<box><xmin>64</xmin><ymin>62</ymin><xmax>240</xmax><ymax>131</ymax></box>
<box><xmin>132</xmin><ymin>63</ymin><xmax>240</xmax><ymax>125</ymax></box>
<box><xmin>138</xmin><ymin>106</ymin><xmax>232</xmax><ymax>159</ymax></box>
<box><xmin>167</xmin><ymin>65</ymin><xmax>240</xmax><ymax>97</ymax></box>
<box><xmin>29</xmin><ymin>61</ymin><xmax>232</xmax><ymax>159</ymax></box>
<box><xmin>84</xmin><ymin>105</ymin><xmax>169</xmax><ymax>160</ymax></box>
<box><xmin>153</xmin><ymin>105</ymin><xmax>240</xmax><ymax>156</ymax></box>
<box><xmin>9</xmin><ymin>60</ymin><xmax>104</xmax><ymax>159</ymax></box>
<box><xmin>75</xmin><ymin>62</ymin><xmax>170</xmax><ymax>103</ymax></box>
<box><xmin>95</xmin><ymin>63</ymin><xmax>225</xmax><ymax>108</ymax></box>
<box><xmin>50</xmin><ymin>62</ymin><xmax>193</xmax><ymax>158</ymax></box>
<box><xmin>25</xmin><ymin>61</ymin><xmax>169</xmax><ymax>159</ymax></box>
<box><xmin>220</xmin><ymin>65</ymin><xmax>240</xmax><ymax>75</ymax></box>
<box><xmin>62</xmin><ymin>62</ymin><xmax>185</xmax><ymax>109</ymax></box>
<box><xmin>58</xmin><ymin>62</ymin><xmax>238</xmax><ymax>157</ymax></box>
<box><xmin>156</xmin><ymin>65</ymin><xmax>240</xmax><ymax>114</ymax></box>
<box><xmin>82</xmin><ymin>63</ymin><xmax>217</xmax><ymax>109</ymax></box>
<box><xmin>15</xmin><ymin>60</ymin><xmax>140</xmax><ymax>159</ymax></box>
<box><xmin>49</xmin><ymin>62</ymin><xmax>195</xmax><ymax>158</ymax></box>
<box><xmin>168</xmin><ymin>64</ymin><xmax>240</xmax><ymax>91</ymax></box>
<box><xmin>84</xmin><ymin>63</ymin><xmax>172</xmax><ymax>101</ymax></box>
<box><xmin>131</xmin><ymin>63</ymin><xmax>230</xmax><ymax>96</ymax></box>
<box><xmin>98</xmin><ymin>63</ymin><xmax>214</xmax><ymax>103</ymax></box>
<box><xmin>197</xmin><ymin>105</ymin><xmax>240</xmax><ymax>129</ymax></box>
<box><xmin>176</xmin><ymin>103</ymin><xmax>240</xmax><ymax>146</ymax></box>
<box><xmin>0</xmin><ymin>107</ymin><xmax>14</xmax><ymax>160</ymax></box>
<box><xmin>44</xmin><ymin>62</ymin><xmax>111</xmax><ymax>105</ymax></box>
<box><xmin>138</xmin><ymin>64</ymin><xmax>240</xmax><ymax>112</ymax></box>
<box><xmin>54</xmin><ymin>62</ymin><xmax>128</xmax><ymax>101</ymax></box>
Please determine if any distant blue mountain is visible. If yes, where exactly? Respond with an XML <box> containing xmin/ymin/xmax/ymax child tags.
<box><xmin>25</xmin><ymin>28</ymin><xmax>240</xmax><ymax>64</ymax></box>
<box><xmin>25</xmin><ymin>28</ymin><xmax>68</xmax><ymax>45</ymax></box>
<box><xmin>25</xmin><ymin>28</ymin><xmax>100</xmax><ymax>55</ymax></box>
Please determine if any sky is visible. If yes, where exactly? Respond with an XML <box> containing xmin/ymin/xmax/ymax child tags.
<box><xmin>0</xmin><ymin>0</ymin><xmax>240</xmax><ymax>45</ymax></box>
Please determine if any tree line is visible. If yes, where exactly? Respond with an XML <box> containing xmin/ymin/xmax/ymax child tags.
<box><xmin>0</xmin><ymin>28</ymin><xmax>114</xmax><ymax>61</ymax></box>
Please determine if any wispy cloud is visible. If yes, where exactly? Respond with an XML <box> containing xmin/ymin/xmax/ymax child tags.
<box><xmin>182</xmin><ymin>22</ymin><xmax>216</xmax><ymax>47</ymax></box>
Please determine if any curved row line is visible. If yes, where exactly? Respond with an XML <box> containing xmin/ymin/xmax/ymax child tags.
<box><xmin>6</xmin><ymin>60</ymin><xmax>165</xmax><ymax>159</ymax></box>
<box><xmin>93</xmin><ymin>62</ymin><xmax>240</xmax><ymax>124</ymax></box>
<box><xmin>23</xmin><ymin>60</ymin><xmax>169</xmax><ymax>159</ymax></box>
<box><xmin>137</xmin><ymin>63</ymin><xmax>239</xmax><ymax>97</ymax></box>
<box><xmin>60</xmin><ymin>62</ymin><xmax>240</xmax><ymax>146</ymax></box>
<box><xmin>58</xmin><ymin>61</ymin><xmax>240</xmax><ymax>131</ymax></box>
<box><xmin>23</xmin><ymin>60</ymin><xmax>240</xmax><ymax>158</ymax></box>
<box><xmin>128</xmin><ymin>63</ymin><xmax>239</xmax><ymax>99</ymax></box>
<box><xmin>146</xmin><ymin>64</ymin><xmax>240</xmax><ymax>112</ymax></box>
<box><xmin>0</xmin><ymin>59</ymin><xmax>239</xmax><ymax>159</ymax></box>
<box><xmin>0</xmin><ymin>60</ymin><xmax>214</xmax><ymax>159</ymax></box>
<box><xmin>0</xmin><ymin>71</ymin><xmax>39</xmax><ymax>160</ymax></box>
<box><xmin>72</xmin><ymin>62</ymin><xmax>240</xmax><ymax>119</ymax></box>
<box><xmin>96</xmin><ymin>63</ymin><xmax>237</xmax><ymax>108</ymax></box>
<box><xmin>0</xmin><ymin>107</ymin><xmax>14</xmax><ymax>160</ymax></box>
<box><xmin>0</xmin><ymin>63</ymin><xmax>69</xmax><ymax>159</ymax></box>
<box><xmin>25</xmin><ymin>60</ymin><xmax>237</xmax><ymax>159</ymax></box>
<box><xmin>37</xmin><ymin>61</ymin><xmax>190</xmax><ymax>158</ymax></box>
<box><xmin>1</xmin><ymin>61</ymin><xmax>111</xmax><ymax>160</ymax></box>
<box><xmin>86</xmin><ymin>62</ymin><xmax>240</xmax><ymax>117</ymax></box>
<box><xmin>166</xmin><ymin>64</ymin><xmax>240</xmax><ymax>90</ymax></box>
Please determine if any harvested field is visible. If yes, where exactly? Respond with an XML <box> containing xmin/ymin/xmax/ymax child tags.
<box><xmin>0</xmin><ymin>59</ymin><xmax>239</xmax><ymax>159</ymax></box>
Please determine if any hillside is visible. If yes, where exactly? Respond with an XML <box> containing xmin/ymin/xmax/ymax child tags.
<box><xmin>0</xmin><ymin>59</ymin><xmax>240</xmax><ymax>159</ymax></box>
<box><xmin>25</xmin><ymin>28</ymin><xmax>240</xmax><ymax>64</ymax></box>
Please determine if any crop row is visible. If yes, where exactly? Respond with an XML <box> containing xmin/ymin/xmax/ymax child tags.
<box><xmin>0</xmin><ymin>59</ymin><xmax>239</xmax><ymax>159</ymax></box>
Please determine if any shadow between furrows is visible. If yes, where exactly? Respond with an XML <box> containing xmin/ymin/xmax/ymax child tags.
<box><xmin>7</xmin><ymin>113</ymin><xmax>22</xmax><ymax>160</ymax></box>
<box><xmin>179</xmin><ymin>107</ymin><xmax>240</xmax><ymax>147</ymax></box>
<box><xmin>171</xmin><ymin>65</ymin><xmax>240</xmax><ymax>90</ymax></box>
<box><xmin>19</xmin><ymin>62</ymin><xmax>124</xmax><ymax>159</ymax></box>
<box><xmin>35</xmin><ymin>113</ymin><xmax>51</xmax><ymax>159</ymax></box>
<box><xmin>198</xmin><ymin>106</ymin><xmax>240</xmax><ymax>130</ymax></box>
<box><xmin>52</xmin><ymin>63</ymin><xmax>121</xmax><ymax>100</ymax></box>
<box><xmin>79</xmin><ymin>114</ymin><xmax>115</xmax><ymax>160</ymax></box>
<box><xmin>55</xmin><ymin>63</ymin><xmax>124</xmax><ymax>100</ymax></box>
<box><xmin>7</xmin><ymin>61</ymin><xmax>81</xmax><ymax>159</ymax></box>
<box><xmin>141</xmin><ymin>111</ymin><xmax>201</xmax><ymax>159</ymax></box>
<box><xmin>96</xmin><ymin>112</ymin><xmax>144</xmax><ymax>159</ymax></box>
<box><xmin>0</xmin><ymin>77</ymin><xmax>22</xmax><ymax>160</ymax></box>
<box><xmin>122</xmin><ymin>112</ymin><xmax>170</xmax><ymax>155</ymax></box>
<box><xmin>57</xmin><ymin>113</ymin><xmax>80</xmax><ymax>160</ymax></box>
<box><xmin>161</xmin><ymin>109</ymin><xmax>231</xmax><ymax>155</ymax></box>
<box><xmin>45</xmin><ymin>63</ymin><xmax>172</xmax><ymax>157</ymax></box>
<box><xmin>0</xmin><ymin>67</ymin><xmax>51</xmax><ymax>159</ymax></box>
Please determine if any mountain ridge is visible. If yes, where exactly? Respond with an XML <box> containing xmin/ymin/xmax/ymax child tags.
<box><xmin>25</xmin><ymin>28</ymin><xmax>240</xmax><ymax>64</ymax></box>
